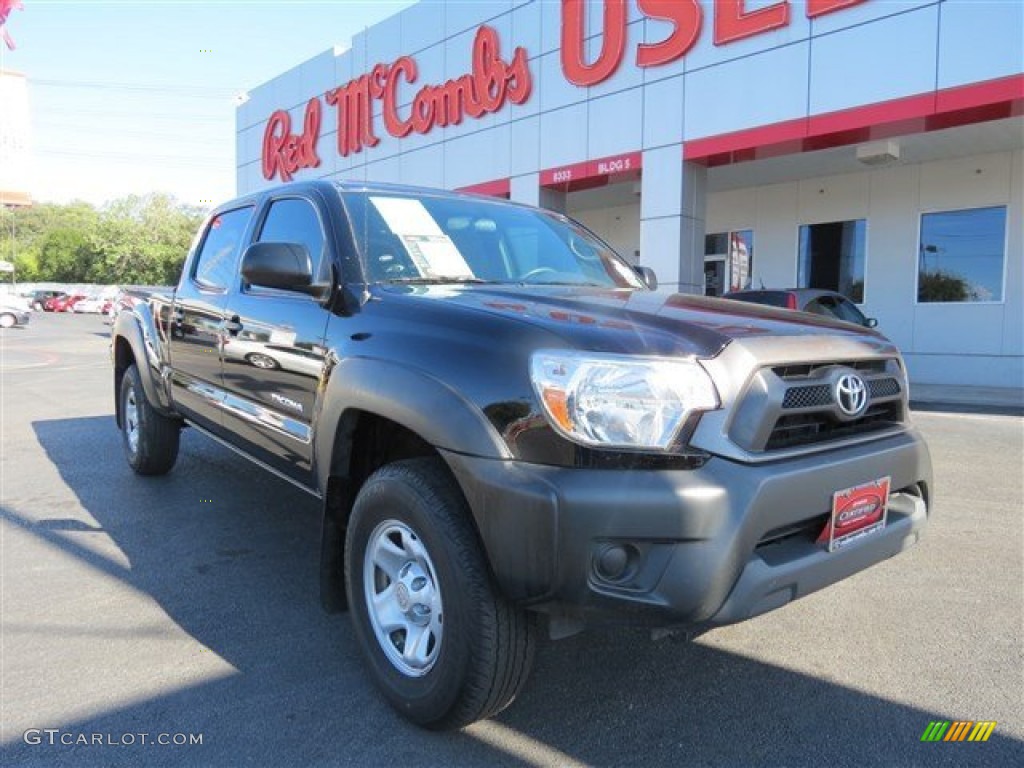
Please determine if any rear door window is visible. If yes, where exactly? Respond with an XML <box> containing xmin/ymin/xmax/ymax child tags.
<box><xmin>193</xmin><ymin>207</ymin><xmax>253</xmax><ymax>291</ymax></box>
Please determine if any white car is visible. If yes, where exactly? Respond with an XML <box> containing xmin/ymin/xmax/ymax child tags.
<box><xmin>0</xmin><ymin>302</ymin><xmax>31</xmax><ymax>328</ymax></box>
<box><xmin>73</xmin><ymin>297</ymin><xmax>109</xmax><ymax>314</ymax></box>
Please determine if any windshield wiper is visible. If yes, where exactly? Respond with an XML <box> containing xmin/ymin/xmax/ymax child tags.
<box><xmin>381</xmin><ymin>276</ymin><xmax>496</xmax><ymax>285</ymax></box>
<box><xmin>515</xmin><ymin>280</ymin><xmax>606</xmax><ymax>287</ymax></box>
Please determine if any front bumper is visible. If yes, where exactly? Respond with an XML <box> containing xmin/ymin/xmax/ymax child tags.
<box><xmin>442</xmin><ymin>429</ymin><xmax>931</xmax><ymax>629</ymax></box>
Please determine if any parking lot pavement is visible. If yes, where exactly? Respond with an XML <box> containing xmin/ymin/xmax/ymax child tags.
<box><xmin>1</xmin><ymin>312</ymin><xmax>1022</xmax><ymax>767</ymax></box>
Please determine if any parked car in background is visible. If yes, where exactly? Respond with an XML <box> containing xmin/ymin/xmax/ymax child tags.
<box><xmin>0</xmin><ymin>300</ymin><xmax>31</xmax><ymax>328</ymax></box>
<box><xmin>42</xmin><ymin>293</ymin><xmax>68</xmax><ymax>311</ymax></box>
<box><xmin>45</xmin><ymin>294</ymin><xmax>86</xmax><ymax>313</ymax></box>
<box><xmin>73</xmin><ymin>296</ymin><xmax>116</xmax><ymax>314</ymax></box>
<box><xmin>25</xmin><ymin>289</ymin><xmax>65</xmax><ymax>310</ymax></box>
<box><xmin>724</xmin><ymin>289</ymin><xmax>877</xmax><ymax>328</ymax></box>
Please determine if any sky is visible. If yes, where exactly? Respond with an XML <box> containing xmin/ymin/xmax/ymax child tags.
<box><xmin>0</xmin><ymin>0</ymin><xmax>418</xmax><ymax>207</ymax></box>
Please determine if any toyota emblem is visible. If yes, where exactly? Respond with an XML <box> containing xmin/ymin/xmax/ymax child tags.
<box><xmin>835</xmin><ymin>374</ymin><xmax>868</xmax><ymax>417</ymax></box>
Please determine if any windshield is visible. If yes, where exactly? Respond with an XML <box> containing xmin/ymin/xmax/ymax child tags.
<box><xmin>342</xmin><ymin>190</ymin><xmax>643</xmax><ymax>289</ymax></box>
<box><xmin>829</xmin><ymin>296</ymin><xmax>868</xmax><ymax>325</ymax></box>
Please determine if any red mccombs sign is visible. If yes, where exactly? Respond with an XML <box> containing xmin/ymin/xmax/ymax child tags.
<box><xmin>263</xmin><ymin>25</ymin><xmax>531</xmax><ymax>182</ymax></box>
<box><xmin>262</xmin><ymin>0</ymin><xmax>869</xmax><ymax>182</ymax></box>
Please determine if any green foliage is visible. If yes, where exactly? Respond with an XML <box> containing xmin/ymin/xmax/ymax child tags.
<box><xmin>918</xmin><ymin>269</ymin><xmax>973</xmax><ymax>303</ymax></box>
<box><xmin>0</xmin><ymin>194</ymin><xmax>206</xmax><ymax>285</ymax></box>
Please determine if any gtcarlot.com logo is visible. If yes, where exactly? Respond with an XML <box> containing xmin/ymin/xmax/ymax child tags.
<box><xmin>921</xmin><ymin>721</ymin><xmax>997</xmax><ymax>743</ymax></box>
<box><xmin>23</xmin><ymin>729</ymin><xmax>203</xmax><ymax>747</ymax></box>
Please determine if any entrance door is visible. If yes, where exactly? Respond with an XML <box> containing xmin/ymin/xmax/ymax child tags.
<box><xmin>704</xmin><ymin>258</ymin><xmax>726</xmax><ymax>297</ymax></box>
<box><xmin>704</xmin><ymin>230</ymin><xmax>754</xmax><ymax>295</ymax></box>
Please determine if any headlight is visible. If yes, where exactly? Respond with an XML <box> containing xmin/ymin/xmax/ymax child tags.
<box><xmin>530</xmin><ymin>350</ymin><xmax>720</xmax><ymax>451</ymax></box>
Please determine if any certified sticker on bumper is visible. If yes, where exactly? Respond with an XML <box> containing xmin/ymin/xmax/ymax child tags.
<box><xmin>819</xmin><ymin>477</ymin><xmax>891</xmax><ymax>552</ymax></box>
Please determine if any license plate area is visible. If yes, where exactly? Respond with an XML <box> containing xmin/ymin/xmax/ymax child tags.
<box><xmin>818</xmin><ymin>477</ymin><xmax>891</xmax><ymax>552</ymax></box>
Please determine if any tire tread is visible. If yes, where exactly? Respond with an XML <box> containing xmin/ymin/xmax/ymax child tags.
<box><xmin>350</xmin><ymin>457</ymin><xmax>535</xmax><ymax>729</ymax></box>
<box><xmin>121</xmin><ymin>364</ymin><xmax>180</xmax><ymax>476</ymax></box>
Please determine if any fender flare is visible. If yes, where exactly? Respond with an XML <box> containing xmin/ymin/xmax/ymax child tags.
<box><xmin>313</xmin><ymin>356</ymin><xmax>511</xmax><ymax>493</ymax></box>
<box><xmin>313</xmin><ymin>356</ymin><xmax>512</xmax><ymax>613</ymax></box>
<box><xmin>112</xmin><ymin>308</ymin><xmax>176</xmax><ymax>424</ymax></box>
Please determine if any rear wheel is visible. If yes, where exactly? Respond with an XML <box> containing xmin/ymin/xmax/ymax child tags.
<box><xmin>245</xmin><ymin>352</ymin><xmax>280</xmax><ymax>370</ymax></box>
<box><xmin>0</xmin><ymin>314</ymin><xmax>16</xmax><ymax>328</ymax></box>
<box><xmin>345</xmin><ymin>458</ymin><xmax>536</xmax><ymax>729</ymax></box>
<box><xmin>120</xmin><ymin>364</ymin><xmax>180</xmax><ymax>475</ymax></box>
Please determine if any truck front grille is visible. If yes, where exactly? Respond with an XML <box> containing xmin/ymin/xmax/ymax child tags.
<box><xmin>727</xmin><ymin>358</ymin><xmax>907</xmax><ymax>455</ymax></box>
<box><xmin>782</xmin><ymin>376</ymin><xmax>902</xmax><ymax>410</ymax></box>
<box><xmin>765</xmin><ymin>401</ymin><xmax>903</xmax><ymax>451</ymax></box>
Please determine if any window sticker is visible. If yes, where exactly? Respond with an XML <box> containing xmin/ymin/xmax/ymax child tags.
<box><xmin>369</xmin><ymin>196</ymin><xmax>474</xmax><ymax>279</ymax></box>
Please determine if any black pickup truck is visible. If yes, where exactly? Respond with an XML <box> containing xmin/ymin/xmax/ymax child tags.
<box><xmin>112</xmin><ymin>180</ymin><xmax>932</xmax><ymax>729</ymax></box>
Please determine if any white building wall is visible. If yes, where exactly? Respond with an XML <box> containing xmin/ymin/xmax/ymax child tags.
<box><xmin>235</xmin><ymin>0</ymin><xmax>1024</xmax><ymax>388</ymax></box>
<box><xmin>238</xmin><ymin>1</ymin><xmax>1024</xmax><ymax>198</ymax></box>
<box><xmin>706</xmin><ymin>150</ymin><xmax>1024</xmax><ymax>387</ymax></box>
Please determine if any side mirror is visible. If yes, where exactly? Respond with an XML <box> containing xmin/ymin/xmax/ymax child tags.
<box><xmin>634</xmin><ymin>265</ymin><xmax>658</xmax><ymax>291</ymax></box>
<box><xmin>865</xmin><ymin>318</ymin><xmax>878</xmax><ymax>328</ymax></box>
<box><xmin>241</xmin><ymin>242</ymin><xmax>329</xmax><ymax>299</ymax></box>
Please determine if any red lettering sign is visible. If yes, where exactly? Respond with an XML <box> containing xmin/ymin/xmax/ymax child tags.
<box><xmin>560</xmin><ymin>0</ymin><xmax>870</xmax><ymax>86</ymax></box>
<box><xmin>636</xmin><ymin>0</ymin><xmax>703</xmax><ymax>68</ymax></box>
<box><xmin>325</xmin><ymin>24</ymin><xmax>532</xmax><ymax>159</ymax></box>
<box><xmin>262</xmin><ymin>25</ymin><xmax>532</xmax><ymax>180</ymax></box>
<box><xmin>261</xmin><ymin>98</ymin><xmax>322</xmax><ymax>182</ymax></box>
<box><xmin>714</xmin><ymin>0</ymin><xmax>790</xmax><ymax>46</ymax></box>
<box><xmin>561</xmin><ymin>0</ymin><xmax>627</xmax><ymax>86</ymax></box>
<box><xmin>807</xmin><ymin>0</ymin><xmax>868</xmax><ymax>18</ymax></box>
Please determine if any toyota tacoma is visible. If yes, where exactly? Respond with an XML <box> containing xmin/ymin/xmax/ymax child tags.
<box><xmin>112</xmin><ymin>180</ymin><xmax>932</xmax><ymax>729</ymax></box>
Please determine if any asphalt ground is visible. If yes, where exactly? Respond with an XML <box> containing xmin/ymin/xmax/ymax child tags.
<box><xmin>1</xmin><ymin>311</ymin><xmax>1022</xmax><ymax>767</ymax></box>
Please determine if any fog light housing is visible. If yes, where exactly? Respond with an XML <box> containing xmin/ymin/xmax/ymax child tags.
<box><xmin>594</xmin><ymin>544</ymin><xmax>638</xmax><ymax>583</ymax></box>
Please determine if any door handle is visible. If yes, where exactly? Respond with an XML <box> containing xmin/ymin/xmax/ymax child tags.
<box><xmin>223</xmin><ymin>316</ymin><xmax>243</xmax><ymax>336</ymax></box>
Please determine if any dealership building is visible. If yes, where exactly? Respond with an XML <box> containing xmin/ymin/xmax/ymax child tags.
<box><xmin>236</xmin><ymin>0</ymin><xmax>1023</xmax><ymax>389</ymax></box>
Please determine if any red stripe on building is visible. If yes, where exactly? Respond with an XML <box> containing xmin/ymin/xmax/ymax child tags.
<box><xmin>684</xmin><ymin>74</ymin><xmax>1024</xmax><ymax>166</ymax></box>
<box><xmin>540</xmin><ymin>151</ymin><xmax>642</xmax><ymax>191</ymax></box>
<box><xmin>456</xmin><ymin>178</ymin><xmax>511</xmax><ymax>198</ymax></box>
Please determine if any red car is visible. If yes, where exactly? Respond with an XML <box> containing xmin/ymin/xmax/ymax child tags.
<box><xmin>42</xmin><ymin>293</ymin><xmax>67</xmax><ymax>312</ymax></box>
<box><xmin>45</xmin><ymin>294</ymin><xmax>86</xmax><ymax>312</ymax></box>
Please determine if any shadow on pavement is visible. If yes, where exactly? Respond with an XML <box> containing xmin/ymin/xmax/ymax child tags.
<box><xmin>2</xmin><ymin>416</ymin><xmax>1020</xmax><ymax>767</ymax></box>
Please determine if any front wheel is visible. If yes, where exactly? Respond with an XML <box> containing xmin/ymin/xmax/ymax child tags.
<box><xmin>120</xmin><ymin>364</ymin><xmax>181</xmax><ymax>475</ymax></box>
<box><xmin>345</xmin><ymin>458</ymin><xmax>536</xmax><ymax>729</ymax></box>
<box><xmin>0</xmin><ymin>313</ymin><xmax>16</xmax><ymax>328</ymax></box>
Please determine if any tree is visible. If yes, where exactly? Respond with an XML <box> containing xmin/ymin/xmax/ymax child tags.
<box><xmin>39</xmin><ymin>227</ymin><xmax>97</xmax><ymax>282</ymax></box>
<box><xmin>0</xmin><ymin>194</ymin><xmax>206</xmax><ymax>285</ymax></box>
<box><xmin>918</xmin><ymin>270</ymin><xmax>973</xmax><ymax>303</ymax></box>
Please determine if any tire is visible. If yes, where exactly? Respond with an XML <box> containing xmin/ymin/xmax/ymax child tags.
<box><xmin>119</xmin><ymin>364</ymin><xmax>181</xmax><ymax>475</ymax></box>
<box><xmin>0</xmin><ymin>314</ymin><xmax>16</xmax><ymax>328</ymax></box>
<box><xmin>245</xmin><ymin>352</ymin><xmax>280</xmax><ymax>370</ymax></box>
<box><xmin>345</xmin><ymin>457</ymin><xmax>536</xmax><ymax>730</ymax></box>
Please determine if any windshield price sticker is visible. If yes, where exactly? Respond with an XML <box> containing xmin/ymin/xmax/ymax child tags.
<box><xmin>369</xmin><ymin>197</ymin><xmax>474</xmax><ymax>279</ymax></box>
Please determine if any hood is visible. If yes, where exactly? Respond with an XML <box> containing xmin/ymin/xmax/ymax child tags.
<box><xmin>373</xmin><ymin>284</ymin><xmax>888</xmax><ymax>359</ymax></box>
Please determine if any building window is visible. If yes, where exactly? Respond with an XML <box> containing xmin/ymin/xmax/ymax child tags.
<box><xmin>798</xmin><ymin>219</ymin><xmax>866</xmax><ymax>303</ymax></box>
<box><xmin>918</xmin><ymin>206</ymin><xmax>1007</xmax><ymax>303</ymax></box>
<box><xmin>704</xmin><ymin>229</ymin><xmax>753</xmax><ymax>296</ymax></box>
